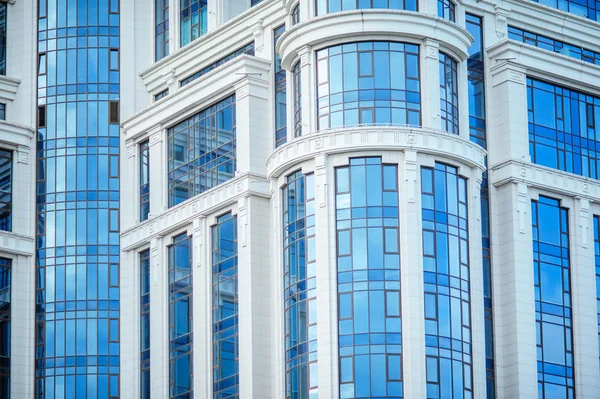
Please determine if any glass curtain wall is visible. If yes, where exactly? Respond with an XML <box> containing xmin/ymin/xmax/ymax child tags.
<box><xmin>531</xmin><ymin>196</ymin><xmax>574</xmax><ymax>398</ymax></box>
<box><xmin>35</xmin><ymin>0</ymin><xmax>121</xmax><ymax>396</ymax></box>
<box><xmin>0</xmin><ymin>2</ymin><xmax>5</xmax><ymax>75</ymax></box>
<box><xmin>421</xmin><ymin>163</ymin><xmax>473</xmax><ymax>399</ymax></box>
<box><xmin>0</xmin><ymin>150</ymin><xmax>11</xmax><ymax>231</ymax></box>
<box><xmin>595</xmin><ymin>216</ymin><xmax>600</xmax><ymax>369</ymax></box>
<box><xmin>212</xmin><ymin>213</ymin><xmax>239</xmax><ymax>398</ymax></box>
<box><xmin>531</xmin><ymin>0</ymin><xmax>600</xmax><ymax>22</ymax></box>
<box><xmin>155</xmin><ymin>0</ymin><xmax>169</xmax><ymax>60</ymax></box>
<box><xmin>180</xmin><ymin>0</ymin><xmax>207</xmax><ymax>47</ymax></box>
<box><xmin>282</xmin><ymin>171</ymin><xmax>318</xmax><ymax>399</ymax></box>
<box><xmin>316</xmin><ymin>0</ymin><xmax>417</xmax><ymax>16</ymax></box>
<box><xmin>140</xmin><ymin>249</ymin><xmax>151</xmax><ymax>399</ymax></box>
<box><xmin>335</xmin><ymin>157</ymin><xmax>403</xmax><ymax>399</ymax></box>
<box><xmin>0</xmin><ymin>258</ymin><xmax>10</xmax><ymax>398</ymax></box>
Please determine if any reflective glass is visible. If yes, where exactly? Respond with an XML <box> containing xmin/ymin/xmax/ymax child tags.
<box><xmin>167</xmin><ymin>95</ymin><xmax>236</xmax><ymax>207</ymax></box>
<box><xmin>0</xmin><ymin>258</ymin><xmax>10</xmax><ymax>399</ymax></box>
<box><xmin>180</xmin><ymin>0</ymin><xmax>207</xmax><ymax>46</ymax></box>
<box><xmin>509</xmin><ymin>26</ymin><xmax>600</xmax><ymax>66</ymax></box>
<box><xmin>421</xmin><ymin>163</ymin><xmax>472</xmax><ymax>399</ymax></box>
<box><xmin>274</xmin><ymin>26</ymin><xmax>287</xmax><ymax>147</ymax></box>
<box><xmin>251</xmin><ymin>0</ymin><xmax>263</xmax><ymax>5</ymax></box>
<box><xmin>155</xmin><ymin>89</ymin><xmax>169</xmax><ymax>101</ymax></box>
<box><xmin>527</xmin><ymin>78</ymin><xmax>600</xmax><ymax>179</ymax></box>
<box><xmin>336</xmin><ymin>157</ymin><xmax>403</xmax><ymax>399</ymax></box>
<box><xmin>531</xmin><ymin>0</ymin><xmax>600</xmax><ymax>22</ymax></box>
<box><xmin>140</xmin><ymin>140</ymin><xmax>150</xmax><ymax>222</ymax></box>
<box><xmin>283</xmin><ymin>171</ymin><xmax>317</xmax><ymax>399</ymax></box>
<box><xmin>292</xmin><ymin>4</ymin><xmax>300</xmax><ymax>25</ymax></box>
<box><xmin>140</xmin><ymin>250</ymin><xmax>150</xmax><ymax>399</ymax></box>
<box><xmin>0</xmin><ymin>103</ymin><xmax>4</xmax><ymax>120</ymax></box>
<box><xmin>0</xmin><ymin>150</ymin><xmax>11</xmax><ymax>231</ymax></box>
<box><xmin>180</xmin><ymin>43</ymin><xmax>255</xmax><ymax>87</ymax></box>
<box><xmin>315</xmin><ymin>0</ymin><xmax>417</xmax><ymax>16</ymax></box>
<box><xmin>212</xmin><ymin>213</ymin><xmax>239</xmax><ymax>398</ymax></box>
<box><xmin>595</xmin><ymin>216</ymin><xmax>600</xmax><ymax>370</ymax></box>
<box><xmin>293</xmin><ymin>62</ymin><xmax>302</xmax><ymax>138</ymax></box>
<box><xmin>531</xmin><ymin>196</ymin><xmax>574</xmax><ymax>398</ymax></box>
<box><xmin>0</xmin><ymin>3</ymin><xmax>5</xmax><ymax>75</ymax></box>
<box><xmin>317</xmin><ymin>42</ymin><xmax>421</xmax><ymax>130</ymax></box>
<box><xmin>36</xmin><ymin>0</ymin><xmax>121</xmax><ymax>395</ymax></box>
<box><xmin>169</xmin><ymin>233</ymin><xmax>193</xmax><ymax>398</ymax></box>
<box><xmin>466</xmin><ymin>14</ymin><xmax>486</xmax><ymax>149</ymax></box>
<box><xmin>439</xmin><ymin>53</ymin><xmax>459</xmax><ymax>134</ymax></box>
<box><xmin>437</xmin><ymin>0</ymin><xmax>455</xmax><ymax>21</ymax></box>
<box><xmin>156</xmin><ymin>0</ymin><xmax>169</xmax><ymax>60</ymax></box>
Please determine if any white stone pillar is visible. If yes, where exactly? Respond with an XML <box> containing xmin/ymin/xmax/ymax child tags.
<box><xmin>421</xmin><ymin>39</ymin><xmax>440</xmax><ymax>130</ymax></box>
<box><xmin>298</xmin><ymin>46</ymin><xmax>315</xmax><ymax>135</ymax></box>
<box><xmin>150</xmin><ymin>235</ymin><xmax>169</xmax><ymax>398</ymax></box>
<box><xmin>419</xmin><ymin>0</ymin><xmax>437</xmax><ymax>15</ymax></box>
<box><xmin>458</xmin><ymin>58</ymin><xmax>470</xmax><ymax>142</ymax></box>
<box><xmin>119</xmin><ymin>248</ymin><xmax>138</xmax><ymax>399</ymax></box>
<box><xmin>148</xmin><ymin>125</ymin><xmax>167</xmax><ymax>215</ymax></box>
<box><xmin>124</xmin><ymin>140</ymin><xmax>137</xmax><ymax>228</ymax></box>
<box><xmin>168</xmin><ymin>0</ymin><xmax>180</xmax><ymax>55</ymax></box>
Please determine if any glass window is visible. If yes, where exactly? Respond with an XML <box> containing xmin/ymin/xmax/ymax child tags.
<box><xmin>140</xmin><ymin>250</ymin><xmax>151</xmax><ymax>399</ymax></box>
<box><xmin>466</xmin><ymin>14</ymin><xmax>486</xmax><ymax>148</ymax></box>
<box><xmin>530</xmin><ymin>0</ymin><xmax>600</xmax><ymax>22</ymax></box>
<box><xmin>316</xmin><ymin>0</ymin><xmax>417</xmax><ymax>16</ymax></box>
<box><xmin>335</xmin><ymin>157</ymin><xmax>403</xmax><ymax>399</ymax></box>
<box><xmin>317</xmin><ymin>41</ymin><xmax>421</xmax><ymax>130</ymax></box>
<box><xmin>274</xmin><ymin>26</ymin><xmax>287</xmax><ymax>147</ymax></box>
<box><xmin>293</xmin><ymin>62</ymin><xmax>302</xmax><ymax>138</ymax></box>
<box><xmin>0</xmin><ymin>150</ymin><xmax>11</xmax><ymax>232</ymax></box>
<box><xmin>0</xmin><ymin>258</ymin><xmax>10</xmax><ymax>399</ymax></box>
<box><xmin>439</xmin><ymin>52</ymin><xmax>459</xmax><ymax>134</ymax></box>
<box><xmin>0</xmin><ymin>104</ymin><xmax>4</xmax><ymax>121</ymax></box>
<box><xmin>595</xmin><ymin>216</ymin><xmax>600</xmax><ymax>370</ymax></box>
<box><xmin>283</xmin><ymin>171</ymin><xmax>317</xmax><ymax>398</ymax></box>
<box><xmin>531</xmin><ymin>197</ymin><xmax>574</xmax><ymax>397</ymax></box>
<box><xmin>180</xmin><ymin>0</ymin><xmax>207</xmax><ymax>47</ymax></box>
<box><xmin>421</xmin><ymin>162</ymin><xmax>473</xmax><ymax>399</ymax></box>
<box><xmin>140</xmin><ymin>141</ymin><xmax>150</xmax><ymax>222</ymax></box>
<box><xmin>180</xmin><ymin>43</ymin><xmax>255</xmax><ymax>87</ymax></box>
<box><xmin>156</xmin><ymin>0</ymin><xmax>169</xmax><ymax>60</ymax></box>
<box><xmin>251</xmin><ymin>0</ymin><xmax>262</xmax><ymax>5</ymax></box>
<box><xmin>154</xmin><ymin>89</ymin><xmax>169</xmax><ymax>101</ymax></box>
<box><xmin>212</xmin><ymin>213</ymin><xmax>239</xmax><ymax>398</ymax></box>
<box><xmin>0</xmin><ymin>3</ymin><xmax>5</xmax><ymax>75</ymax></box>
<box><xmin>437</xmin><ymin>0</ymin><xmax>455</xmax><ymax>21</ymax></box>
<box><xmin>169</xmin><ymin>233</ymin><xmax>193</xmax><ymax>398</ymax></box>
<box><xmin>292</xmin><ymin>3</ymin><xmax>300</xmax><ymax>25</ymax></box>
<box><xmin>167</xmin><ymin>95</ymin><xmax>236</xmax><ymax>207</ymax></box>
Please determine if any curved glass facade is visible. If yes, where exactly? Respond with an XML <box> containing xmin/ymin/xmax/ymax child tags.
<box><xmin>315</xmin><ymin>0</ymin><xmax>417</xmax><ymax>16</ymax></box>
<box><xmin>317</xmin><ymin>42</ymin><xmax>421</xmax><ymax>130</ymax></box>
<box><xmin>283</xmin><ymin>171</ymin><xmax>317</xmax><ymax>399</ymax></box>
<box><xmin>439</xmin><ymin>52</ymin><xmax>459</xmax><ymax>134</ymax></box>
<box><xmin>335</xmin><ymin>157</ymin><xmax>403</xmax><ymax>399</ymax></box>
<box><xmin>421</xmin><ymin>162</ymin><xmax>472</xmax><ymax>399</ymax></box>
<box><xmin>35</xmin><ymin>0</ymin><xmax>121</xmax><ymax>396</ymax></box>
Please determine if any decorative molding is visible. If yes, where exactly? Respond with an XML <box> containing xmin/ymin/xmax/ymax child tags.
<box><xmin>315</xmin><ymin>155</ymin><xmax>327</xmax><ymax>208</ymax></box>
<box><xmin>517</xmin><ymin>182</ymin><xmax>528</xmax><ymax>234</ymax></box>
<box><xmin>17</xmin><ymin>146</ymin><xmax>30</xmax><ymax>165</ymax></box>
<box><xmin>404</xmin><ymin>150</ymin><xmax>417</xmax><ymax>204</ymax></box>
<box><xmin>494</xmin><ymin>5</ymin><xmax>509</xmax><ymax>39</ymax></box>
<box><xmin>150</xmin><ymin>237</ymin><xmax>162</xmax><ymax>286</ymax></box>
<box><xmin>252</xmin><ymin>19</ymin><xmax>264</xmax><ymax>52</ymax></box>
<box><xmin>0</xmin><ymin>231</ymin><xmax>35</xmax><ymax>256</ymax></box>
<box><xmin>577</xmin><ymin>198</ymin><xmax>590</xmax><ymax>249</ymax></box>
<box><xmin>236</xmin><ymin>86</ymin><xmax>249</xmax><ymax>100</ymax></box>
<box><xmin>237</xmin><ymin>197</ymin><xmax>248</xmax><ymax>247</ymax></box>
<box><xmin>192</xmin><ymin>217</ymin><xmax>205</xmax><ymax>267</ymax></box>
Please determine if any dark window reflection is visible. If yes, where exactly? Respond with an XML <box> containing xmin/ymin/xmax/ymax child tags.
<box><xmin>140</xmin><ymin>250</ymin><xmax>150</xmax><ymax>399</ymax></box>
<box><xmin>315</xmin><ymin>0</ymin><xmax>417</xmax><ymax>16</ymax></box>
<box><xmin>212</xmin><ymin>213</ymin><xmax>239</xmax><ymax>398</ymax></box>
<box><xmin>0</xmin><ymin>3</ymin><xmax>5</xmax><ymax>75</ymax></box>
<box><xmin>336</xmin><ymin>157</ymin><xmax>403</xmax><ymax>399</ymax></box>
<box><xmin>139</xmin><ymin>140</ymin><xmax>150</xmax><ymax>222</ymax></box>
<box><xmin>283</xmin><ymin>171</ymin><xmax>317</xmax><ymax>398</ymax></box>
<box><xmin>421</xmin><ymin>162</ymin><xmax>472</xmax><ymax>399</ymax></box>
<box><xmin>0</xmin><ymin>150</ymin><xmax>11</xmax><ymax>231</ymax></box>
<box><xmin>292</xmin><ymin>3</ymin><xmax>300</xmax><ymax>25</ymax></box>
<box><xmin>0</xmin><ymin>103</ymin><xmax>5</xmax><ymax>120</ymax></box>
<box><xmin>156</xmin><ymin>0</ymin><xmax>169</xmax><ymax>61</ymax></box>
<box><xmin>439</xmin><ymin>52</ymin><xmax>459</xmax><ymax>134</ymax></box>
<box><xmin>274</xmin><ymin>25</ymin><xmax>287</xmax><ymax>147</ymax></box>
<box><xmin>0</xmin><ymin>258</ymin><xmax>10</xmax><ymax>399</ymax></box>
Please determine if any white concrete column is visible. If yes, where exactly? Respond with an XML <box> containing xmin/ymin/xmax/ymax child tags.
<box><xmin>421</xmin><ymin>39</ymin><xmax>440</xmax><ymax>130</ymax></box>
<box><xmin>208</xmin><ymin>0</ymin><xmax>221</xmax><ymax>31</ymax></box>
<box><xmin>150</xmin><ymin>235</ymin><xmax>169</xmax><ymax>399</ymax></box>
<box><xmin>458</xmin><ymin>58</ymin><xmax>470</xmax><ymax>142</ymax></box>
<box><xmin>148</xmin><ymin>125</ymin><xmax>167</xmax><ymax>215</ymax></box>
<box><xmin>170</xmin><ymin>0</ymin><xmax>181</xmax><ymax>51</ymax></box>
<box><xmin>12</xmin><ymin>144</ymin><xmax>34</xmax><ymax>237</ymax></box>
<box><xmin>119</xmin><ymin>249</ymin><xmax>138</xmax><ymax>399</ymax></box>
<box><xmin>399</xmin><ymin>150</ymin><xmax>426</xmax><ymax>398</ymax></box>
<box><xmin>237</xmin><ymin>195</ymin><xmax>273</xmax><ymax>398</ymax></box>
<box><xmin>123</xmin><ymin>140</ymin><xmax>138</xmax><ymax>228</ymax></box>
<box><xmin>301</xmin><ymin>0</ymin><xmax>314</xmax><ymax>20</ymax></box>
<box><xmin>570</xmin><ymin>198</ymin><xmax>600</xmax><ymax>397</ymax></box>
<box><xmin>419</xmin><ymin>0</ymin><xmax>437</xmax><ymax>15</ymax></box>
<box><xmin>490</xmin><ymin>182</ymin><xmax>537</xmax><ymax>399</ymax></box>
<box><xmin>298</xmin><ymin>46</ymin><xmax>315</xmax><ymax>135</ymax></box>
<box><xmin>270</xmin><ymin>179</ymin><xmax>285</xmax><ymax>399</ymax></box>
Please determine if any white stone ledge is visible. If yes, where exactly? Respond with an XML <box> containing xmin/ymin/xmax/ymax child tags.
<box><xmin>0</xmin><ymin>120</ymin><xmax>35</xmax><ymax>147</ymax></box>
<box><xmin>0</xmin><ymin>75</ymin><xmax>20</xmax><ymax>103</ymax></box>
<box><xmin>0</xmin><ymin>231</ymin><xmax>34</xmax><ymax>257</ymax></box>
<box><xmin>120</xmin><ymin>172</ymin><xmax>270</xmax><ymax>251</ymax></box>
<box><xmin>278</xmin><ymin>9</ymin><xmax>473</xmax><ymax>69</ymax></box>
<box><xmin>266</xmin><ymin>125</ymin><xmax>486</xmax><ymax>179</ymax></box>
<box><xmin>490</xmin><ymin>159</ymin><xmax>600</xmax><ymax>201</ymax></box>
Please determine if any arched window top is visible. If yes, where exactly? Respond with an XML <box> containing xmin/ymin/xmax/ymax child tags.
<box><xmin>291</xmin><ymin>3</ymin><xmax>300</xmax><ymax>25</ymax></box>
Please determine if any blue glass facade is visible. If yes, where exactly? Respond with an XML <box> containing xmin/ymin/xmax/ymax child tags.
<box><xmin>140</xmin><ymin>249</ymin><xmax>151</xmax><ymax>399</ymax></box>
<box><xmin>155</xmin><ymin>0</ymin><xmax>169</xmax><ymax>61</ymax></box>
<box><xmin>531</xmin><ymin>196</ymin><xmax>574</xmax><ymax>398</ymax></box>
<box><xmin>316</xmin><ymin>0</ymin><xmax>417</xmax><ymax>16</ymax></box>
<box><xmin>437</xmin><ymin>0</ymin><xmax>455</xmax><ymax>21</ymax></box>
<box><xmin>531</xmin><ymin>0</ymin><xmax>600</xmax><ymax>22</ymax></box>
<box><xmin>167</xmin><ymin>95</ymin><xmax>236</xmax><ymax>207</ymax></box>
<box><xmin>35</xmin><ymin>0</ymin><xmax>121</xmax><ymax>396</ymax></box>
<box><xmin>595</xmin><ymin>216</ymin><xmax>600</xmax><ymax>369</ymax></box>
<box><xmin>169</xmin><ymin>233</ymin><xmax>193</xmax><ymax>399</ymax></box>
<box><xmin>421</xmin><ymin>163</ymin><xmax>472</xmax><ymax>399</ymax></box>
<box><xmin>0</xmin><ymin>2</ymin><xmax>5</xmax><ymax>76</ymax></box>
<box><xmin>212</xmin><ymin>213</ymin><xmax>239</xmax><ymax>398</ymax></box>
<box><xmin>0</xmin><ymin>150</ymin><xmax>11</xmax><ymax>231</ymax></box>
<box><xmin>316</xmin><ymin>42</ymin><xmax>421</xmax><ymax>130</ymax></box>
<box><xmin>439</xmin><ymin>52</ymin><xmax>459</xmax><ymax>135</ymax></box>
<box><xmin>180</xmin><ymin>0</ymin><xmax>207</xmax><ymax>47</ymax></box>
<box><xmin>140</xmin><ymin>140</ymin><xmax>150</xmax><ymax>222</ymax></box>
<box><xmin>335</xmin><ymin>157</ymin><xmax>403</xmax><ymax>399</ymax></box>
<box><xmin>527</xmin><ymin>78</ymin><xmax>600</xmax><ymax>179</ymax></box>
<box><xmin>467</xmin><ymin>14</ymin><xmax>486</xmax><ymax>148</ymax></box>
<box><xmin>283</xmin><ymin>171</ymin><xmax>317</xmax><ymax>399</ymax></box>
<box><xmin>0</xmin><ymin>257</ymin><xmax>10</xmax><ymax>398</ymax></box>
<box><xmin>274</xmin><ymin>25</ymin><xmax>287</xmax><ymax>147</ymax></box>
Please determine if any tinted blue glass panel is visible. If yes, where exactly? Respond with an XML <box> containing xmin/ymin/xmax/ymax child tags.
<box><xmin>36</xmin><ymin>0</ymin><xmax>120</xmax><ymax>395</ymax></box>
<box><xmin>0</xmin><ymin>3</ymin><xmax>5</xmax><ymax>75</ymax></box>
<box><xmin>509</xmin><ymin>26</ymin><xmax>600</xmax><ymax>66</ymax></box>
<box><xmin>0</xmin><ymin>103</ymin><xmax>4</xmax><ymax>120</ymax></box>
<box><xmin>0</xmin><ymin>258</ymin><xmax>10</xmax><ymax>399</ymax></box>
<box><xmin>0</xmin><ymin>150</ymin><xmax>11</xmax><ymax>231</ymax></box>
<box><xmin>167</xmin><ymin>95</ymin><xmax>236</xmax><ymax>207</ymax></box>
<box><xmin>156</xmin><ymin>0</ymin><xmax>169</xmax><ymax>60</ymax></box>
<box><xmin>532</xmin><ymin>196</ymin><xmax>574</xmax><ymax>398</ymax></box>
<box><xmin>439</xmin><ymin>53</ymin><xmax>459</xmax><ymax>135</ymax></box>
<box><xmin>421</xmin><ymin>163</ymin><xmax>472</xmax><ymax>399</ymax></box>
<box><xmin>140</xmin><ymin>249</ymin><xmax>150</xmax><ymax>399</ymax></box>
<box><xmin>155</xmin><ymin>89</ymin><xmax>169</xmax><ymax>101</ymax></box>
<box><xmin>336</xmin><ymin>157</ymin><xmax>403</xmax><ymax>399</ymax></box>
<box><xmin>274</xmin><ymin>25</ymin><xmax>287</xmax><ymax>147</ymax></box>
<box><xmin>140</xmin><ymin>141</ymin><xmax>150</xmax><ymax>222</ymax></box>
<box><xmin>527</xmin><ymin>78</ymin><xmax>600</xmax><ymax>179</ymax></box>
<box><xmin>283</xmin><ymin>171</ymin><xmax>317</xmax><ymax>398</ymax></box>
<box><xmin>169</xmin><ymin>233</ymin><xmax>193</xmax><ymax>398</ymax></box>
<box><xmin>317</xmin><ymin>42</ymin><xmax>421</xmax><ymax>130</ymax></box>
<box><xmin>316</xmin><ymin>0</ymin><xmax>417</xmax><ymax>16</ymax></box>
<box><xmin>438</xmin><ymin>0</ymin><xmax>455</xmax><ymax>21</ymax></box>
<box><xmin>595</xmin><ymin>216</ymin><xmax>600</xmax><ymax>370</ymax></box>
<box><xmin>293</xmin><ymin>62</ymin><xmax>302</xmax><ymax>138</ymax></box>
<box><xmin>212</xmin><ymin>213</ymin><xmax>239</xmax><ymax>398</ymax></box>
<box><xmin>466</xmin><ymin>14</ymin><xmax>486</xmax><ymax>149</ymax></box>
<box><xmin>180</xmin><ymin>43</ymin><xmax>255</xmax><ymax>87</ymax></box>
<box><xmin>530</xmin><ymin>0</ymin><xmax>600</xmax><ymax>22</ymax></box>
<box><xmin>180</xmin><ymin>0</ymin><xmax>207</xmax><ymax>46</ymax></box>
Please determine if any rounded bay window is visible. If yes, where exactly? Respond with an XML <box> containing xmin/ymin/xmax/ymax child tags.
<box><xmin>315</xmin><ymin>0</ymin><xmax>418</xmax><ymax>16</ymax></box>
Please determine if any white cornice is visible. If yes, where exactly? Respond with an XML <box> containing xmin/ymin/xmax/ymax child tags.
<box><xmin>0</xmin><ymin>75</ymin><xmax>21</xmax><ymax>102</ymax></box>
<box><xmin>0</xmin><ymin>120</ymin><xmax>35</xmax><ymax>148</ymax></box>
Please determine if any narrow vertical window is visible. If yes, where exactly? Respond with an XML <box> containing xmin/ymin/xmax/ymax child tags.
<box><xmin>0</xmin><ymin>150</ymin><xmax>11</xmax><ymax>232</ymax></box>
<box><xmin>439</xmin><ymin>52</ymin><xmax>459</xmax><ymax>134</ymax></box>
<box><xmin>169</xmin><ymin>233</ymin><xmax>193</xmax><ymax>399</ymax></box>
<box><xmin>140</xmin><ymin>250</ymin><xmax>151</xmax><ymax>399</ymax></box>
<box><xmin>140</xmin><ymin>140</ymin><xmax>150</xmax><ymax>222</ymax></box>
<box><xmin>0</xmin><ymin>104</ymin><xmax>4</xmax><ymax>121</ymax></box>
<box><xmin>336</xmin><ymin>157</ymin><xmax>402</xmax><ymax>398</ymax></box>
<box><xmin>283</xmin><ymin>171</ymin><xmax>317</xmax><ymax>398</ymax></box>
<box><xmin>437</xmin><ymin>0</ymin><xmax>455</xmax><ymax>21</ymax></box>
<box><xmin>466</xmin><ymin>14</ymin><xmax>486</xmax><ymax>148</ymax></box>
<box><xmin>212</xmin><ymin>213</ymin><xmax>239</xmax><ymax>398</ymax></box>
<box><xmin>0</xmin><ymin>3</ymin><xmax>5</xmax><ymax>76</ymax></box>
<box><xmin>274</xmin><ymin>25</ymin><xmax>287</xmax><ymax>147</ymax></box>
<box><xmin>156</xmin><ymin>0</ymin><xmax>169</xmax><ymax>60</ymax></box>
<box><xmin>292</xmin><ymin>3</ymin><xmax>300</xmax><ymax>25</ymax></box>
<box><xmin>293</xmin><ymin>62</ymin><xmax>302</xmax><ymax>138</ymax></box>
<box><xmin>532</xmin><ymin>196</ymin><xmax>574</xmax><ymax>398</ymax></box>
<box><xmin>595</xmin><ymin>216</ymin><xmax>600</xmax><ymax>370</ymax></box>
<box><xmin>421</xmin><ymin>162</ymin><xmax>472</xmax><ymax>398</ymax></box>
<box><xmin>0</xmin><ymin>258</ymin><xmax>10</xmax><ymax>399</ymax></box>
<box><xmin>180</xmin><ymin>0</ymin><xmax>207</xmax><ymax>47</ymax></box>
